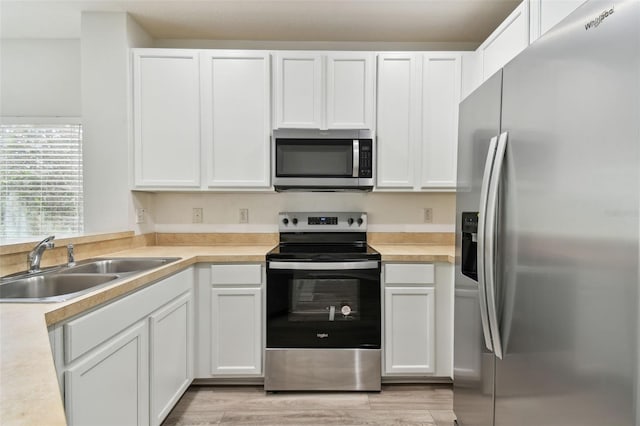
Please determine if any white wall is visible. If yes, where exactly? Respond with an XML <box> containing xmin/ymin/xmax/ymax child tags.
<box><xmin>0</xmin><ymin>39</ymin><xmax>81</xmax><ymax>117</ymax></box>
<box><xmin>81</xmin><ymin>12</ymin><xmax>152</xmax><ymax>234</ymax></box>
<box><xmin>152</xmin><ymin>192</ymin><xmax>456</xmax><ymax>233</ymax></box>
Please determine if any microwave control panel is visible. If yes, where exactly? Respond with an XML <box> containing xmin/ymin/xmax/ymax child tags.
<box><xmin>359</xmin><ymin>140</ymin><xmax>373</xmax><ymax>178</ymax></box>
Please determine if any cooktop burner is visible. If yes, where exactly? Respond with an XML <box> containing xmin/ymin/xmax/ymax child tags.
<box><xmin>267</xmin><ymin>244</ymin><xmax>380</xmax><ymax>261</ymax></box>
<box><xmin>267</xmin><ymin>212</ymin><xmax>380</xmax><ymax>261</ymax></box>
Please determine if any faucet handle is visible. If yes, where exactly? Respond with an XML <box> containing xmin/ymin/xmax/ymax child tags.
<box><xmin>67</xmin><ymin>244</ymin><xmax>76</xmax><ymax>267</ymax></box>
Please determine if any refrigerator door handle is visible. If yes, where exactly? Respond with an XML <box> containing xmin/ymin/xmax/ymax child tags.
<box><xmin>477</xmin><ymin>135</ymin><xmax>498</xmax><ymax>352</ymax></box>
<box><xmin>485</xmin><ymin>131</ymin><xmax>508</xmax><ymax>360</ymax></box>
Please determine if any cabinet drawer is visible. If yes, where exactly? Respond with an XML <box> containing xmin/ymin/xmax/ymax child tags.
<box><xmin>210</xmin><ymin>264</ymin><xmax>262</xmax><ymax>285</ymax></box>
<box><xmin>385</xmin><ymin>263</ymin><xmax>435</xmax><ymax>284</ymax></box>
<box><xmin>64</xmin><ymin>268</ymin><xmax>193</xmax><ymax>363</ymax></box>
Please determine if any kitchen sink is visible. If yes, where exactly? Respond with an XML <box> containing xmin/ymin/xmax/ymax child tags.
<box><xmin>0</xmin><ymin>257</ymin><xmax>181</xmax><ymax>303</ymax></box>
<box><xmin>64</xmin><ymin>257</ymin><xmax>180</xmax><ymax>274</ymax></box>
<box><xmin>0</xmin><ymin>274</ymin><xmax>119</xmax><ymax>302</ymax></box>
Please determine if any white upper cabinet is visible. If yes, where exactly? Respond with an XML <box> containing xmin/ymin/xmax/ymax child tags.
<box><xmin>376</xmin><ymin>53</ymin><xmax>421</xmax><ymax>188</ymax></box>
<box><xmin>200</xmin><ymin>51</ymin><xmax>271</xmax><ymax>188</ymax></box>
<box><xmin>377</xmin><ymin>53</ymin><xmax>461</xmax><ymax>191</ymax></box>
<box><xmin>274</xmin><ymin>53</ymin><xmax>323</xmax><ymax>129</ymax></box>
<box><xmin>421</xmin><ymin>53</ymin><xmax>461</xmax><ymax>189</ymax></box>
<box><xmin>530</xmin><ymin>0</ymin><xmax>588</xmax><ymax>43</ymax></box>
<box><xmin>133</xmin><ymin>49</ymin><xmax>201</xmax><ymax>189</ymax></box>
<box><xmin>133</xmin><ymin>48</ymin><xmax>272</xmax><ymax>191</ymax></box>
<box><xmin>274</xmin><ymin>52</ymin><xmax>374</xmax><ymax>130</ymax></box>
<box><xmin>477</xmin><ymin>0</ymin><xmax>530</xmax><ymax>81</ymax></box>
<box><xmin>326</xmin><ymin>53</ymin><xmax>375</xmax><ymax>129</ymax></box>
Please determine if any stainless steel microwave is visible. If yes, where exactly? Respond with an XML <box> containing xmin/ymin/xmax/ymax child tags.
<box><xmin>272</xmin><ymin>130</ymin><xmax>374</xmax><ymax>192</ymax></box>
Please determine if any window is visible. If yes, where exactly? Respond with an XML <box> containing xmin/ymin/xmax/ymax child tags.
<box><xmin>0</xmin><ymin>124</ymin><xmax>84</xmax><ymax>240</ymax></box>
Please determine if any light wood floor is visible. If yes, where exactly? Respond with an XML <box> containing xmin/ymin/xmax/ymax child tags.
<box><xmin>162</xmin><ymin>384</ymin><xmax>455</xmax><ymax>425</ymax></box>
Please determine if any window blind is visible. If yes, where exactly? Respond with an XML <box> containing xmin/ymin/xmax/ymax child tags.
<box><xmin>1</xmin><ymin>124</ymin><xmax>84</xmax><ymax>240</ymax></box>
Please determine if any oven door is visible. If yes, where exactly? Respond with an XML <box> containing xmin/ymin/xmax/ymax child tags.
<box><xmin>266</xmin><ymin>260</ymin><xmax>381</xmax><ymax>349</ymax></box>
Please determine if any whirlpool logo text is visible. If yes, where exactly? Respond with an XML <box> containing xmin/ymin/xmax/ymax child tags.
<box><xmin>585</xmin><ymin>7</ymin><xmax>614</xmax><ymax>30</ymax></box>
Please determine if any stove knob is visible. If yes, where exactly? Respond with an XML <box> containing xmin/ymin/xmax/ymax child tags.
<box><xmin>282</xmin><ymin>218</ymin><xmax>289</xmax><ymax>225</ymax></box>
<box><xmin>348</xmin><ymin>218</ymin><xmax>354</xmax><ymax>225</ymax></box>
<box><xmin>357</xmin><ymin>218</ymin><xmax>364</xmax><ymax>226</ymax></box>
<box><xmin>292</xmin><ymin>218</ymin><xmax>298</xmax><ymax>225</ymax></box>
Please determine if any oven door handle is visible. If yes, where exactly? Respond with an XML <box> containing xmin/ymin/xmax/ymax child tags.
<box><xmin>269</xmin><ymin>261</ymin><xmax>379</xmax><ymax>270</ymax></box>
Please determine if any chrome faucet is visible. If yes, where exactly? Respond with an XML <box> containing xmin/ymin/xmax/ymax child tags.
<box><xmin>27</xmin><ymin>235</ymin><xmax>55</xmax><ymax>273</ymax></box>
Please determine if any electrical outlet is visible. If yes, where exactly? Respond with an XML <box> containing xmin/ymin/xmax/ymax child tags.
<box><xmin>239</xmin><ymin>208</ymin><xmax>249</xmax><ymax>224</ymax></box>
<box><xmin>192</xmin><ymin>208</ymin><xmax>203</xmax><ymax>224</ymax></box>
<box><xmin>423</xmin><ymin>208</ymin><xmax>433</xmax><ymax>223</ymax></box>
<box><xmin>135</xmin><ymin>208</ymin><xmax>145</xmax><ymax>224</ymax></box>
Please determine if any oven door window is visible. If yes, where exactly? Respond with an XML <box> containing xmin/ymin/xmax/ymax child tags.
<box><xmin>267</xmin><ymin>267</ymin><xmax>381</xmax><ymax>349</ymax></box>
<box><xmin>275</xmin><ymin>140</ymin><xmax>353</xmax><ymax>177</ymax></box>
<box><xmin>290</xmin><ymin>278</ymin><xmax>360</xmax><ymax>322</ymax></box>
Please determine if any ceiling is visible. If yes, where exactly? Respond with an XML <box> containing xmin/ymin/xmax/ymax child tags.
<box><xmin>0</xmin><ymin>0</ymin><xmax>520</xmax><ymax>45</ymax></box>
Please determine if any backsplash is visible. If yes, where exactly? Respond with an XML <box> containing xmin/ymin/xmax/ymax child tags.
<box><xmin>150</xmin><ymin>192</ymin><xmax>456</xmax><ymax>232</ymax></box>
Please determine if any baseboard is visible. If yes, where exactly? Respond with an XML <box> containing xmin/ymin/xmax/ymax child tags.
<box><xmin>192</xmin><ymin>376</ymin><xmax>453</xmax><ymax>386</ymax></box>
<box><xmin>382</xmin><ymin>376</ymin><xmax>453</xmax><ymax>384</ymax></box>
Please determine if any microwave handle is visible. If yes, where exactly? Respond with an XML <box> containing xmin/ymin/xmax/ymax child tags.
<box><xmin>353</xmin><ymin>140</ymin><xmax>360</xmax><ymax>178</ymax></box>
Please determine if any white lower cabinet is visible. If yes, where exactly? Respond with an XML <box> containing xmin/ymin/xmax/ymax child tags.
<box><xmin>383</xmin><ymin>263</ymin><xmax>454</xmax><ymax>378</ymax></box>
<box><xmin>65</xmin><ymin>321</ymin><xmax>149</xmax><ymax>426</ymax></box>
<box><xmin>210</xmin><ymin>287</ymin><xmax>262</xmax><ymax>375</ymax></box>
<box><xmin>149</xmin><ymin>293</ymin><xmax>193</xmax><ymax>426</ymax></box>
<box><xmin>384</xmin><ymin>286</ymin><xmax>435</xmax><ymax>374</ymax></box>
<box><xmin>195</xmin><ymin>263</ymin><xmax>264</xmax><ymax>379</ymax></box>
<box><xmin>55</xmin><ymin>267</ymin><xmax>194</xmax><ymax>426</ymax></box>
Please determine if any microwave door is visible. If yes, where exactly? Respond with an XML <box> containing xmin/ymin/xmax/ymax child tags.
<box><xmin>273</xmin><ymin>139</ymin><xmax>368</xmax><ymax>189</ymax></box>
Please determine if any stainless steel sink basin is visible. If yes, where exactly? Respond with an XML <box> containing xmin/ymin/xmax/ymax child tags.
<box><xmin>0</xmin><ymin>274</ymin><xmax>119</xmax><ymax>302</ymax></box>
<box><xmin>65</xmin><ymin>257</ymin><xmax>180</xmax><ymax>274</ymax></box>
<box><xmin>0</xmin><ymin>257</ymin><xmax>181</xmax><ymax>303</ymax></box>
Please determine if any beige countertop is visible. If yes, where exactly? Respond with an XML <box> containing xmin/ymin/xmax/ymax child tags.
<box><xmin>372</xmin><ymin>244</ymin><xmax>455</xmax><ymax>264</ymax></box>
<box><xmin>0</xmin><ymin>245</ymin><xmax>274</xmax><ymax>426</ymax></box>
<box><xmin>0</xmin><ymin>242</ymin><xmax>453</xmax><ymax>425</ymax></box>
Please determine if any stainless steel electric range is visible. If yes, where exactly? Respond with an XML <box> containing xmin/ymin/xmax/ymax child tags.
<box><xmin>264</xmin><ymin>212</ymin><xmax>382</xmax><ymax>391</ymax></box>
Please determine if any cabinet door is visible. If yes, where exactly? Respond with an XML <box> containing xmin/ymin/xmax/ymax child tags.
<box><xmin>326</xmin><ymin>52</ymin><xmax>374</xmax><ymax>129</ymax></box>
<box><xmin>384</xmin><ymin>286</ymin><xmax>435</xmax><ymax>374</ymax></box>
<box><xmin>65</xmin><ymin>321</ymin><xmax>149</xmax><ymax>426</ymax></box>
<box><xmin>530</xmin><ymin>0</ymin><xmax>588</xmax><ymax>42</ymax></box>
<box><xmin>376</xmin><ymin>54</ymin><xmax>421</xmax><ymax>188</ymax></box>
<box><xmin>421</xmin><ymin>53</ymin><xmax>461</xmax><ymax>189</ymax></box>
<box><xmin>274</xmin><ymin>53</ymin><xmax>323</xmax><ymax>129</ymax></box>
<box><xmin>201</xmin><ymin>51</ymin><xmax>271</xmax><ymax>188</ymax></box>
<box><xmin>133</xmin><ymin>49</ymin><xmax>201</xmax><ymax>188</ymax></box>
<box><xmin>211</xmin><ymin>287</ymin><xmax>262</xmax><ymax>375</ymax></box>
<box><xmin>478</xmin><ymin>1</ymin><xmax>530</xmax><ymax>81</ymax></box>
<box><xmin>150</xmin><ymin>292</ymin><xmax>193</xmax><ymax>426</ymax></box>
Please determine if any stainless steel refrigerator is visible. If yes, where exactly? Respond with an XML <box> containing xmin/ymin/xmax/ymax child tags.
<box><xmin>453</xmin><ymin>1</ymin><xmax>640</xmax><ymax>425</ymax></box>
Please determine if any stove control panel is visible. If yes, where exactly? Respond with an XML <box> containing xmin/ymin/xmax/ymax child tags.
<box><xmin>308</xmin><ymin>216</ymin><xmax>338</xmax><ymax>225</ymax></box>
<box><xmin>279</xmin><ymin>212</ymin><xmax>367</xmax><ymax>232</ymax></box>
